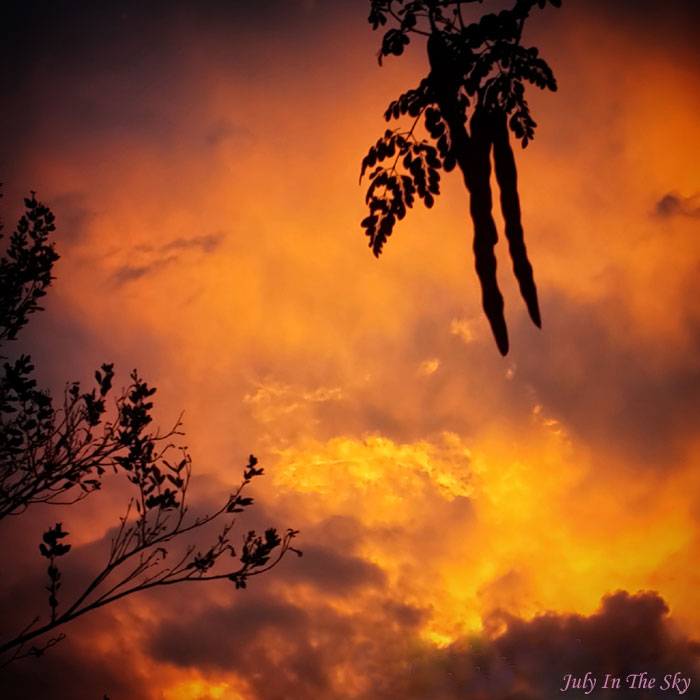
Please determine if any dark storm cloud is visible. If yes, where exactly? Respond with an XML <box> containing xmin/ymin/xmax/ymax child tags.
<box><xmin>112</xmin><ymin>232</ymin><xmax>226</xmax><ymax>285</ymax></box>
<box><xmin>162</xmin><ymin>231</ymin><xmax>225</xmax><ymax>253</ymax></box>
<box><xmin>148</xmin><ymin>587</ymin><xmax>426</xmax><ymax>700</ymax></box>
<box><xmin>512</xmin><ymin>291</ymin><xmax>700</xmax><ymax>467</ymax></box>
<box><xmin>0</xmin><ymin>617</ymin><xmax>150</xmax><ymax>700</ymax></box>
<box><xmin>297</xmin><ymin>285</ymin><xmax>539</xmax><ymax>446</ymax></box>
<box><xmin>150</xmin><ymin>596</ymin><xmax>339</xmax><ymax>698</ymax></box>
<box><xmin>151</xmin><ymin>587</ymin><xmax>700</xmax><ymax>700</ymax></box>
<box><xmin>656</xmin><ymin>192</ymin><xmax>700</xmax><ymax>219</ymax></box>
<box><xmin>112</xmin><ymin>260</ymin><xmax>173</xmax><ymax>284</ymax></box>
<box><xmin>150</xmin><ymin>595</ymin><xmax>311</xmax><ymax>668</ymax></box>
<box><xmin>405</xmin><ymin>591</ymin><xmax>700</xmax><ymax>700</ymax></box>
<box><xmin>278</xmin><ymin>543</ymin><xmax>386</xmax><ymax>593</ymax></box>
<box><xmin>0</xmin><ymin>502</ymin><xmax>151</xmax><ymax>697</ymax></box>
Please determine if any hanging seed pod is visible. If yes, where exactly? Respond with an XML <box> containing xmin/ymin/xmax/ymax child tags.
<box><xmin>467</xmin><ymin>106</ymin><xmax>509</xmax><ymax>355</ymax></box>
<box><xmin>490</xmin><ymin>108</ymin><xmax>541</xmax><ymax>328</ymax></box>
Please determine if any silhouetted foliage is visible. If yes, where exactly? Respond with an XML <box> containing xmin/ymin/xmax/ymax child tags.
<box><xmin>360</xmin><ymin>0</ymin><xmax>561</xmax><ymax>354</ymax></box>
<box><xmin>0</xmin><ymin>190</ymin><xmax>58</xmax><ymax>345</ymax></box>
<box><xmin>0</xmin><ymin>192</ymin><xmax>301</xmax><ymax>666</ymax></box>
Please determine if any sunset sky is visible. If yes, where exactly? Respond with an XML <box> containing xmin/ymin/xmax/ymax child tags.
<box><xmin>1</xmin><ymin>1</ymin><xmax>699</xmax><ymax>698</ymax></box>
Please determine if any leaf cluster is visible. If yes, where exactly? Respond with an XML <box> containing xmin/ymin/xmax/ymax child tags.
<box><xmin>361</xmin><ymin>0</ymin><xmax>560</xmax><ymax>256</ymax></box>
<box><xmin>1</xmin><ymin>354</ymin><xmax>130</xmax><ymax>518</ymax></box>
<box><xmin>360</xmin><ymin>119</ymin><xmax>445</xmax><ymax>256</ymax></box>
<box><xmin>371</xmin><ymin>0</ymin><xmax>559</xmax><ymax>144</ymax></box>
<box><xmin>0</xmin><ymin>190</ymin><xmax>59</xmax><ymax>344</ymax></box>
<box><xmin>39</xmin><ymin>523</ymin><xmax>71</xmax><ymax>622</ymax></box>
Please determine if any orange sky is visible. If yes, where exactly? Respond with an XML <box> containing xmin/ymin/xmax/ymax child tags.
<box><xmin>1</xmin><ymin>1</ymin><xmax>699</xmax><ymax>698</ymax></box>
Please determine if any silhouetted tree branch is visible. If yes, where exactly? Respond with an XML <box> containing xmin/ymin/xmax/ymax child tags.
<box><xmin>360</xmin><ymin>0</ymin><xmax>561</xmax><ymax>354</ymax></box>
<box><xmin>0</xmin><ymin>192</ymin><xmax>301</xmax><ymax>666</ymax></box>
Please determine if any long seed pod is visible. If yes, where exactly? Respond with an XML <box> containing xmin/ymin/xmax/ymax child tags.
<box><xmin>466</xmin><ymin>106</ymin><xmax>509</xmax><ymax>355</ymax></box>
<box><xmin>490</xmin><ymin>108</ymin><xmax>541</xmax><ymax>328</ymax></box>
<box><xmin>427</xmin><ymin>32</ymin><xmax>508</xmax><ymax>354</ymax></box>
